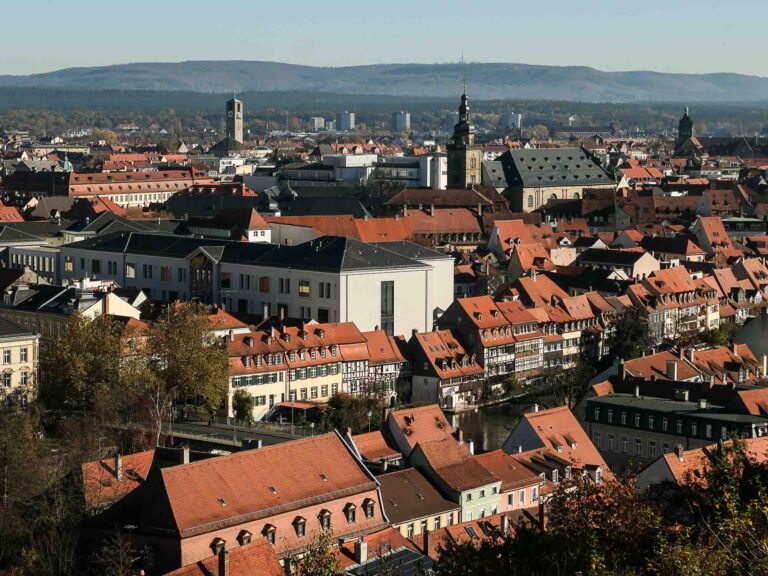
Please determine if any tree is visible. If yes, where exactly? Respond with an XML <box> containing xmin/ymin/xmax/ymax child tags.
<box><xmin>540</xmin><ymin>359</ymin><xmax>596</xmax><ymax>407</ymax></box>
<box><xmin>91</xmin><ymin>128</ymin><xmax>117</xmax><ymax>145</ymax></box>
<box><xmin>526</xmin><ymin>124</ymin><xmax>549</xmax><ymax>140</ymax></box>
<box><xmin>39</xmin><ymin>314</ymin><xmax>125</xmax><ymax>411</ymax></box>
<box><xmin>232</xmin><ymin>390</ymin><xmax>254</xmax><ymax>426</ymax></box>
<box><xmin>608</xmin><ymin>309</ymin><xmax>652</xmax><ymax>360</ymax></box>
<box><xmin>143</xmin><ymin>302</ymin><xmax>230</xmax><ymax>445</ymax></box>
<box><xmin>327</xmin><ymin>394</ymin><xmax>384</xmax><ymax>434</ymax></box>
<box><xmin>290</xmin><ymin>531</ymin><xmax>345</xmax><ymax>576</ymax></box>
<box><xmin>86</xmin><ymin>530</ymin><xmax>136</xmax><ymax>576</ymax></box>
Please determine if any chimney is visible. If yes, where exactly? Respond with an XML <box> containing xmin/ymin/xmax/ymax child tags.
<box><xmin>732</xmin><ymin>343</ymin><xmax>738</xmax><ymax>356</ymax></box>
<box><xmin>762</xmin><ymin>354</ymin><xmax>767</xmax><ymax>377</ymax></box>
<box><xmin>500</xmin><ymin>514</ymin><xmax>509</xmax><ymax>536</ymax></box>
<box><xmin>429</xmin><ymin>203</ymin><xmax>435</xmax><ymax>217</ymax></box>
<box><xmin>228</xmin><ymin>329</ymin><xmax>234</xmax><ymax>342</ymax></box>
<box><xmin>685</xmin><ymin>348</ymin><xmax>695</xmax><ymax>362</ymax></box>
<box><xmin>423</xmin><ymin>528</ymin><xmax>431</xmax><ymax>554</ymax></box>
<box><xmin>512</xmin><ymin>445</ymin><xmax>523</xmax><ymax>454</ymax></box>
<box><xmin>456</xmin><ymin>428</ymin><xmax>464</xmax><ymax>444</ymax></box>
<box><xmin>533</xmin><ymin>403</ymin><xmax>539</xmax><ymax>413</ymax></box>
<box><xmin>218</xmin><ymin>548</ymin><xmax>229</xmax><ymax>576</ymax></box>
<box><xmin>180</xmin><ymin>445</ymin><xmax>190</xmax><ymax>465</ymax></box>
<box><xmin>354</xmin><ymin>536</ymin><xmax>368</xmax><ymax>564</ymax></box>
<box><xmin>666</xmin><ymin>360</ymin><xmax>678</xmax><ymax>381</ymax></box>
<box><xmin>363</xmin><ymin>214</ymin><xmax>369</xmax><ymax>222</ymax></box>
<box><xmin>698</xmin><ymin>398</ymin><xmax>708</xmax><ymax>410</ymax></box>
<box><xmin>381</xmin><ymin>459</ymin><xmax>388</xmax><ymax>472</ymax></box>
<box><xmin>403</xmin><ymin>205</ymin><xmax>408</xmax><ymax>217</ymax></box>
<box><xmin>263</xmin><ymin>303</ymin><xmax>270</xmax><ymax>320</ymax></box>
<box><xmin>279</xmin><ymin>306</ymin><xmax>285</xmax><ymax>321</ymax></box>
<box><xmin>675</xmin><ymin>444</ymin><xmax>685</xmax><ymax>462</ymax></box>
<box><xmin>467</xmin><ymin>438</ymin><xmax>475</xmax><ymax>455</ymax></box>
<box><xmin>634</xmin><ymin>384</ymin><xmax>641</xmax><ymax>398</ymax></box>
<box><xmin>721</xmin><ymin>370</ymin><xmax>727</xmax><ymax>386</ymax></box>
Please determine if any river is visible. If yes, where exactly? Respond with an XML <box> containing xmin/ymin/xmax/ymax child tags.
<box><xmin>449</xmin><ymin>402</ymin><xmax>533</xmax><ymax>453</ymax></box>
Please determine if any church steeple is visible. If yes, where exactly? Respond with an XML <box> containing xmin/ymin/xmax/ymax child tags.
<box><xmin>452</xmin><ymin>85</ymin><xmax>475</xmax><ymax>147</ymax></box>
<box><xmin>446</xmin><ymin>86</ymin><xmax>482</xmax><ymax>188</ymax></box>
<box><xmin>678</xmin><ymin>106</ymin><xmax>694</xmax><ymax>142</ymax></box>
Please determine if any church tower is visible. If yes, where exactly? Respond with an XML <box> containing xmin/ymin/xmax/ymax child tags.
<box><xmin>446</xmin><ymin>86</ymin><xmax>483</xmax><ymax>188</ymax></box>
<box><xmin>226</xmin><ymin>97</ymin><xmax>244</xmax><ymax>143</ymax></box>
<box><xmin>677</xmin><ymin>106</ymin><xmax>694</xmax><ymax>144</ymax></box>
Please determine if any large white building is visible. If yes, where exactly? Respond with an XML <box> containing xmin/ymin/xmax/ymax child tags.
<box><xmin>59</xmin><ymin>234</ymin><xmax>453</xmax><ymax>336</ymax></box>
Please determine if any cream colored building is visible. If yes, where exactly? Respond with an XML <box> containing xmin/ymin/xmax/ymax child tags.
<box><xmin>0</xmin><ymin>318</ymin><xmax>39</xmax><ymax>402</ymax></box>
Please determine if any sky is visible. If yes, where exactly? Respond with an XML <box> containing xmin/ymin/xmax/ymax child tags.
<box><xmin>2</xmin><ymin>0</ymin><xmax>766</xmax><ymax>77</ymax></box>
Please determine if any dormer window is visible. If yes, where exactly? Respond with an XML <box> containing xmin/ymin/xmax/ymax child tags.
<box><xmin>318</xmin><ymin>510</ymin><xmax>331</xmax><ymax>532</ymax></box>
<box><xmin>237</xmin><ymin>530</ymin><xmax>252</xmax><ymax>546</ymax></box>
<box><xmin>344</xmin><ymin>503</ymin><xmax>357</xmax><ymax>524</ymax></box>
<box><xmin>363</xmin><ymin>498</ymin><xmax>375</xmax><ymax>519</ymax></box>
<box><xmin>294</xmin><ymin>516</ymin><xmax>306</xmax><ymax>538</ymax></box>
<box><xmin>331</xmin><ymin>346</ymin><xmax>337</xmax><ymax>357</ymax></box>
<box><xmin>552</xmin><ymin>469</ymin><xmax>559</xmax><ymax>483</ymax></box>
<box><xmin>262</xmin><ymin>524</ymin><xmax>276</xmax><ymax>545</ymax></box>
<box><xmin>310</xmin><ymin>349</ymin><xmax>316</xmax><ymax>360</ymax></box>
<box><xmin>210</xmin><ymin>537</ymin><xmax>226</xmax><ymax>555</ymax></box>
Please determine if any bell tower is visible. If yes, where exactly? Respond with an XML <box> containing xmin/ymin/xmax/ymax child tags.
<box><xmin>226</xmin><ymin>97</ymin><xmax>244</xmax><ymax>143</ymax></box>
<box><xmin>677</xmin><ymin>106</ymin><xmax>694</xmax><ymax>144</ymax></box>
<box><xmin>446</xmin><ymin>85</ymin><xmax>483</xmax><ymax>188</ymax></box>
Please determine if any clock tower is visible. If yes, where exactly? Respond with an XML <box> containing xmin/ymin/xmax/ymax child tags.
<box><xmin>226</xmin><ymin>97</ymin><xmax>244</xmax><ymax>143</ymax></box>
<box><xmin>446</xmin><ymin>86</ymin><xmax>483</xmax><ymax>188</ymax></box>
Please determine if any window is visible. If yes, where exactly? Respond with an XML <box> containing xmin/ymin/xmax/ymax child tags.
<box><xmin>108</xmin><ymin>261</ymin><xmax>118</xmax><ymax>275</ymax></box>
<box><xmin>634</xmin><ymin>413</ymin><xmax>641</xmax><ymax>427</ymax></box>
<box><xmin>294</xmin><ymin>517</ymin><xmax>306</xmax><ymax>538</ymax></box>
<box><xmin>142</xmin><ymin>263</ymin><xmax>153</xmax><ymax>279</ymax></box>
<box><xmin>663</xmin><ymin>443</ymin><xmax>671</xmax><ymax>454</ymax></box>
<box><xmin>64</xmin><ymin>257</ymin><xmax>73</xmax><ymax>272</ymax></box>
<box><xmin>634</xmin><ymin>439</ymin><xmax>642</xmax><ymax>456</ymax></box>
<box><xmin>465</xmin><ymin>492</ymin><xmax>472</xmax><ymax>502</ymax></box>
<box><xmin>649</xmin><ymin>441</ymin><xmax>657</xmax><ymax>458</ymax></box>
<box><xmin>259</xmin><ymin>276</ymin><xmax>270</xmax><ymax>293</ymax></box>
<box><xmin>621</xmin><ymin>436</ymin><xmax>628</xmax><ymax>454</ymax></box>
<box><xmin>507</xmin><ymin>493</ymin><xmax>514</xmax><ymax>507</ymax></box>
<box><xmin>434</xmin><ymin>516</ymin><xmax>441</xmax><ymax>530</ymax></box>
<box><xmin>532</xmin><ymin>486</ymin><xmax>539</xmax><ymax>501</ymax></box>
<box><xmin>279</xmin><ymin>278</ymin><xmax>291</xmax><ymax>294</ymax></box>
<box><xmin>519</xmin><ymin>490</ymin><xmax>525</xmax><ymax>505</ymax></box>
<box><xmin>2</xmin><ymin>373</ymin><xmax>10</xmax><ymax>388</ymax></box>
<box><xmin>2</xmin><ymin>350</ymin><xmax>10</xmax><ymax>365</ymax></box>
<box><xmin>364</xmin><ymin>499</ymin><xmax>375</xmax><ymax>519</ymax></box>
<box><xmin>621</xmin><ymin>411</ymin><xmax>627</xmax><ymax>425</ymax></box>
<box><xmin>311</xmin><ymin>387</ymin><xmax>318</xmax><ymax>399</ymax></box>
<box><xmin>706</xmin><ymin>424</ymin><xmax>712</xmax><ymax>438</ymax></box>
<box><xmin>300</xmin><ymin>388</ymin><xmax>307</xmax><ymax>400</ymax></box>
<box><xmin>607</xmin><ymin>409</ymin><xmax>613</xmax><ymax>423</ymax></box>
<box><xmin>318</xmin><ymin>510</ymin><xmax>331</xmax><ymax>532</ymax></box>
<box><xmin>320</xmin><ymin>282</ymin><xmax>332</xmax><ymax>298</ymax></box>
<box><xmin>527</xmin><ymin>195</ymin><xmax>533</xmax><ymax>208</ymax></box>
<box><xmin>648</xmin><ymin>416</ymin><xmax>655</xmax><ymax>429</ymax></box>
<box><xmin>177</xmin><ymin>267</ymin><xmax>186</xmax><ymax>283</ymax></box>
<box><xmin>299</xmin><ymin>280</ymin><xmax>311</xmax><ymax>297</ymax></box>
<box><xmin>480</xmin><ymin>489</ymin><xmax>485</xmax><ymax>498</ymax></box>
<box><xmin>607</xmin><ymin>434</ymin><xmax>615</xmax><ymax>452</ymax></box>
<box><xmin>593</xmin><ymin>432</ymin><xmax>601</xmax><ymax>449</ymax></box>
<box><xmin>676</xmin><ymin>420</ymin><xmax>683</xmax><ymax>434</ymax></box>
<box><xmin>662</xmin><ymin>417</ymin><xmax>669</xmax><ymax>432</ymax></box>
<box><xmin>691</xmin><ymin>422</ymin><xmax>698</xmax><ymax>436</ymax></box>
<box><xmin>407</xmin><ymin>523</ymin><xmax>414</xmax><ymax>538</ymax></box>
<box><xmin>262</xmin><ymin>525</ymin><xmax>276</xmax><ymax>545</ymax></box>
<box><xmin>160</xmin><ymin>265</ymin><xmax>171</xmax><ymax>282</ymax></box>
<box><xmin>126</xmin><ymin>262</ymin><xmax>136</xmax><ymax>278</ymax></box>
<box><xmin>421</xmin><ymin>519</ymin><xmax>428</xmax><ymax>532</ymax></box>
<box><xmin>381</xmin><ymin>281</ymin><xmax>395</xmax><ymax>336</ymax></box>
<box><xmin>594</xmin><ymin>407</ymin><xmax>600</xmax><ymax>420</ymax></box>
<box><xmin>344</xmin><ymin>503</ymin><xmax>356</xmax><ymax>524</ymax></box>
<box><xmin>20</xmin><ymin>372</ymin><xmax>28</xmax><ymax>387</ymax></box>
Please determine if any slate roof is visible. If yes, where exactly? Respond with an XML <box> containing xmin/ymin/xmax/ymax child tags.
<box><xmin>0</xmin><ymin>317</ymin><xmax>37</xmax><ymax>338</ymax></box>
<box><xmin>497</xmin><ymin>147</ymin><xmax>611</xmax><ymax>189</ymax></box>
<box><xmin>578</xmin><ymin>248</ymin><xmax>647</xmax><ymax>266</ymax></box>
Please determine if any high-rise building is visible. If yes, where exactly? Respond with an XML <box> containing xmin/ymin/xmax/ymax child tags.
<box><xmin>444</xmin><ymin>111</ymin><xmax>459</xmax><ymax>133</ymax></box>
<box><xmin>500</xmin><ymin>112</ymin><xmax>523</xmax><ymax>132</ymax></box>
<box><xmin>446</xmin><ymin>87</ymin><xmax>483</xmax><ymax>188</ymax></box>
<box><xmin>225</xmin><ymin>97</ymin><xmax>244</xmax><ymax>143</ymax></box>
<box><xmin>337</xmin><ymin>111</ymin><xmax>356</xmax><ymax>132</ymax></box>
<box><xmin>391</xmin><ymin>111</ymin><xmax>411</xmax><ymax>133</ymax></box>
<box><xmin>310</xmin><ymin>117</ymin><xmax>326</xmax><ymax>131</ymax></box>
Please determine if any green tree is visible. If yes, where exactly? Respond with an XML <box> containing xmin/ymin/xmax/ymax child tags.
<box><xmin>39</xmin><ymin>314</ymin><xmax>125</xmax><ymax>411</ymax></box>
<box><xmin>91</xmin><ymin>128</ymin><xmax>117</xmax><ymax>145</ymax></box>
<box><xmin>327</xmin><ymin>394</ymin><xmax>384</xmax><ymax>434</ymax></box>
<box><xmin>291</xmin><ymin>531</ymin><xmax>345</xmax><ymax>576</ymax></box>
<box><xmin>608</xmin><ymin>309</ymin><xmax>653</xmax><ymax>360</ymax></box>
<box><xmin>232</xmin><ymin>390</ymin><xmax>254</xmax><ymax>426</ymax></box>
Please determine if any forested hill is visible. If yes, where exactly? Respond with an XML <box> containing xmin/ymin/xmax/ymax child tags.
<box><xmin>1</xmin><ymin>61</ymin><xmax>768</xmax><ymax>103</ymax></box>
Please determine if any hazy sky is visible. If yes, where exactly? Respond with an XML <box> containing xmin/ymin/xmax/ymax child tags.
<box><xmin>2</xmin><ymin>0</ymin><xmax>766</xmax><ymax>76</ymax></box>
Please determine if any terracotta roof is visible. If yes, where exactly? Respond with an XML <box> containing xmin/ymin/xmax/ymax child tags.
<box><xmin>388</xmin><ymin>405</ymin><xmax>454</xmax><ymax>453</ymax></box>
<box><xmin>411</xmin><ymin>330</ymin><xmax>484</xmax><ymax>380</ymax></box>
<box><xmin>474</xmin><ymin>449</ymin><xmax>543</xmax><ymax>492</ymax></box>
<box><xmin>624</xmin><ymin>351</ymin><xmax>699</xmax><ymax>381</ymax></box>
<box><xmin>404</xmin><ymin>208</ymin><xmax>482</xmax><ymax>235</ymax></box>
<box><xmin>333</xmin><ymin>527</ymin><xmax>424</xmax><ymax>570</ymax></box>
<box><xmin>733</xmin><ymin>388</ymin><xmax>768</xmax><ymax>416</ymax></box>
<box><xmin>159</xmin><ymin>433</ymin><xmax>376</xmax><ymax>537</ymax></box>
<box><xmin>517</xmin><ymin>406</ymin><xmax>609</xmax><ymax>473</ymax></box>
<box><xmin>165</xmin><ymin>538</ymin><xmax>283</xmax><ymax>576</ymax></box>
<box><xmin>209</xmin><ymin>308</ymin><xmax>249</xmax><ymax>331</ymax></box>
<box><xmin>492</xmin><ymin>219</ymin><xmax>536</xmax><ymax>252</ymax></box>
<box><xmin>363</xmin><ymin>329</ymin><xmax>406</xmax><ymax>366</ymax></box>
<box><xmin>661</xmin><ymin>437</ymin><xmax>768</xmax><ymax>486</ymax></box>
<box><xmin>416</xmin><ymin>436</ymin><xmax>499</xmax><ymax>492</ymax></box>
<box><xmin>352</xmin><ymin>431</ymin><xmax>400</xmax><ymax>462</ymax></box>
<box><xmin>81</xmin><ymin>450</ymin><xmax>155</xmax><ymax>510</ymax></box>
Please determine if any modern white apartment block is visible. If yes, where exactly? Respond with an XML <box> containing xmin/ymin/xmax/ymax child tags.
<box><xmin>59</xmin><ymin>234</ymin><xmax>453</xmax><ymax>336</ymax></box>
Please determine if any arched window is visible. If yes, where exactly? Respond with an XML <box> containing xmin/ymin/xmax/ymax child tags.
<box><xmin>573</xmin><ymin>192</ymin><xmax>580</xmax><ymax>199</ymax></box>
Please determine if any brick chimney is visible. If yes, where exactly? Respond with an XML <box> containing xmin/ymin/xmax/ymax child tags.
<box><xmin>500</xmin><ymin>514</ymin><xmax>509</xmax><ymax>536</ymax></box>
<box><xmin>675</xmin><ymin>444</ymin><xmax>685</xmax><ymax>462</ymax></box>
<box><xmin>115</xmin><ymin>454</ymin><xmax>123</xmax><ymax>481</ymax></box>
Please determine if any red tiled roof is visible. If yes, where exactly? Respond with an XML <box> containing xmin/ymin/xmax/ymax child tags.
<box><xmin>388</xmin><ymin>405</ymin><xmax>454</xmax><ymax>452</ymax></box>
<box><xmin>475</xmin><ymin>449</ymin><xmax>543</xmax><ymax>492</ymax></box>
<box><xmin>416</xmin><ymin>436</ymin><xmax>499</xmax><ymax>492</ymax></box>
<box><xmin>351</xmin><ymin>431</ymin><xmax>400</xmax><ymax>462</ymax></box>
<box><xmin>81</xmin><ymin>450</ymin><xmax>155</xmax><ymax>510</ymax></box>
<box><xmin>165</xmin><ymin>538</ymin><xmax>283</xmax><ymax>576</ymax></box>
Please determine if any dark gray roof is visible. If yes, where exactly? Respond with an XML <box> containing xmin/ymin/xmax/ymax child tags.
<box><xmin>66</xmin><ymin>211</ymin><xmax>154</xmax><ymax>235</ymax></box>
<box><xmin>0</xmin><ymin>317</ymin><xmax>36</xmax><ymax>338</ymax></box>
<box><xmin>497</xmin><ymin>147</ymin><xmax>611</xmax><ymax>189</ymax></box>
<box><xmin>482</xmin><ymin>160</ymin><xmax>507</xmax><ymax>188</ymax></box>
<box><xmin>370</xmin><ymin>241</ymin><xmax>449</xmax><ymax>261</ymax></box>
<box><xmin>0</xmin><ymin>226</ymin><xmax>45</xmax><ymax>245</ymax></box>
<box><xmin>65</xmin><ymin>233</ymin><xmax>430</xmax><ymax>273</ymax></box>
<box><xmin>280</xmin><ymin>197</ymin><xmax>371</xmax><ymax>218</ymax></box>
<box><xmin>578</xmin><ymin>248</ymin><xmax>646</xmax><ymax>266</ymax></box>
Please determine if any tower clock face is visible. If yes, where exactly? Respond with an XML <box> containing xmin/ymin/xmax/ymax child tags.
<box><xmin>227</xmin><ymin>110</ymin><xmax>234</xmax><ymax>118</ymax></box>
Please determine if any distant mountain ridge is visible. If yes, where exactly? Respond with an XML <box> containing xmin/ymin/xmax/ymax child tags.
<box><xmin>1</xmin><ymin>61</ymin><xmax>767</xmax><ymax>103</ymax></box>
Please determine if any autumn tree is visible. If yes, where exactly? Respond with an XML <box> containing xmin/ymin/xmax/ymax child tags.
<box><xmin>92</xmin><ymin>128</ymin><xmax>117</xmax><ymax>145</ymax></box>
<box><xmin>290</xmin><ymin>531</ymin><xmax>345</xmax><ymax>576</ymax></box>
<box><xmin>232</xmin><ymin>389</ymin><xmax>254</xmax><ymax>426</ymax></box>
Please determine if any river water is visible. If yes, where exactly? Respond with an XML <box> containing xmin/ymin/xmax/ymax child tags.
<box><xmin>449</xmin><ymin>402</ymin><xmax>533</xmax><ymax>453</ymax></box>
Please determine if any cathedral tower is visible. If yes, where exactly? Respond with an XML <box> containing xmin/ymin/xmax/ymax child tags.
<box><xmin>226</xmin><ymin>97</ymin><xmax>244</xmax><ymax>143</ymax></box>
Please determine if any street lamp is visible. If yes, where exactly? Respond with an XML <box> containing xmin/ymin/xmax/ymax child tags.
<box><xmin>309</xmin><ymin>422</ymin><xmax>315</xmax><ymax>437</ymax></box>
<box><xmin>367</xmin><ymin>410</ymin><xmax>372</xmax><ymax>433</ymax></box>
